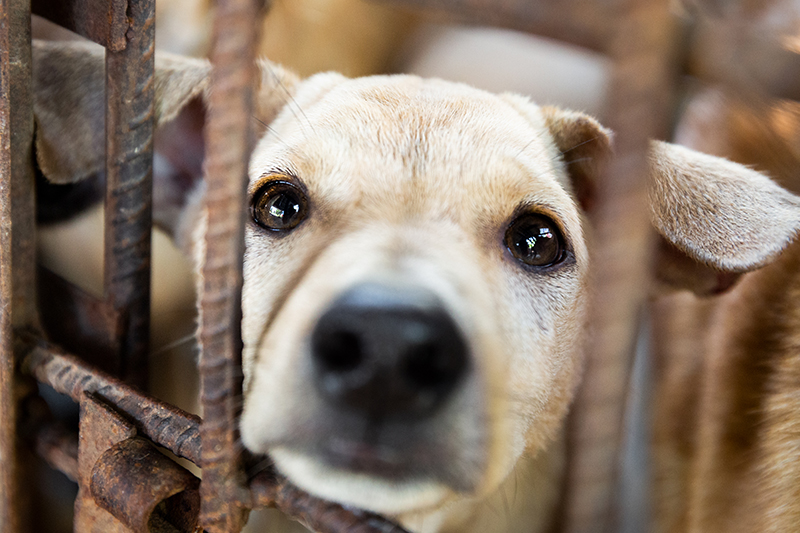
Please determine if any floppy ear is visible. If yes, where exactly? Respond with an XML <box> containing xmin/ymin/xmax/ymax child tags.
<box><xmin>32</xmin><ymin>39</ymin><xmax>299</xmax><ymax>236</ymax></box>
<box><xmin>543</xmin><ymin>107</ymin><xmax>800</xmax><ymax>295</ymax></box>
<box><xmin>648</xmin><ymin>141</ymin><xmax>800</xmax><ymax>293</ymax></box>
<box><xmin>32</xmin><ymin>39</ymin><xmax>211</xmax><ymax>186</ymax></box>
<box><xmin>541</xmin><ymin>106</ymin><xmax>612</xmax><ymax>211</ymax></box>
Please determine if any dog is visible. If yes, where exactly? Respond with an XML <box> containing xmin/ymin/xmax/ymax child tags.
<box><xmin>650</xmin><ymin>83</ymin><xmax>800</xmax><ymax>533</ymax></box>
<box><xmin>31</xmin><ymin>39</ymin><xmax>800</xmax><ymax>533</ymax></box>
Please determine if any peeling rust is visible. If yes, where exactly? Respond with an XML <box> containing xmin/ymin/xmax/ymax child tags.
<box><xmin>91</xmin><ymin>437</ymin><xmax>200</xmax><ymax>533</ymax></box>
<box><xmin>74</xmin><ymin>392</ymin><xmax>138</xmax><ymax>533</ymax></box>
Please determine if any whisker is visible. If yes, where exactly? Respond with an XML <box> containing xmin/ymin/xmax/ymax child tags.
<box><xmin>265</xmin><ymin>63</ymin><xmax>315</xmax><ymax>140</ymax></box>
<box><xmin>150</xmin><ymin>333</ymin><xmax>197</xmax><ymax>356</ymax></box>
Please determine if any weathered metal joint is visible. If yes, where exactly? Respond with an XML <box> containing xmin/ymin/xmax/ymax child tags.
<box><xmin>90</xmin><ymin>437</ymin><xmax>200</xmax><ymax>533</ymax></box>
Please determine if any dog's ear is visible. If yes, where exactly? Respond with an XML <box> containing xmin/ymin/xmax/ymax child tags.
<box><xmin>542</xmin><ymin>106</ymin><xmax>800</xmax><ymax>295</ymax></box>
<box><xmin>32</xmin><ymin>39</ymin><xmax>211</xmax><ymax>186</ymax></box>
<box><xmin>648</xmin><ymin>141</ymin><xmax>800</xmax><ymax>294</ymax></box>
<box><xmin>541</xmin><ymin>106</ymin><xmax>613</xmax><ymax>211</ymax></box>
<box><xmin>32</xmin><ymin>40</ymin><xmax>299</xmax><ymax>235</ymax></box>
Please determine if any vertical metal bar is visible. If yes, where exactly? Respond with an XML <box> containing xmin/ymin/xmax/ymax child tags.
<box><xmin>561</xmin><ymin>1</ymin><xmax>678</xmax><ymax>532</ymax></box>
<box><xmin>104</xmin><ymin>0</ymin><xmax>155</xmax><ymax>388</ymax></box>
<box><xmin>199</xmin><ymin>0</ymin><xmax>261</xmax><ymax>531</ymax></box>
<box><xmin>0</xmin><ymin>0</ymin><xmax>36</xmax><ymax>530</ymax></box>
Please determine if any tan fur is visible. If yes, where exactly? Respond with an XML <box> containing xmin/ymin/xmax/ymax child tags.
<box><xmin>658</xmin><ymin>241</ymin><xmax>800</xmax><ymax>533</ymax></box>
<box><xmin>651</xmin><ymin>40</ymin><xmax>800</xmax><ymax>529</ymax></box>
<box><xmin>32</xmin><ymin>40</ymin><xmax>800</xmax><ymax>533</ymax></box>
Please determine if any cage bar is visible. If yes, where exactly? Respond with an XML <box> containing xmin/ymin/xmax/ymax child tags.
<box><xmin>198</xmin><ymin>0</ymin><xmax>261</xmax><ymax>530</ymax></box>
<box><xmin>104</xmin><ymin>0</ymin><xmax>156</xmax><ymax>388</ymax></box>
<box><xmin>0</xmin><ymin>0</ymin><xmax>36</xmax><ymax>530</ymax></box>
<box><xmin>561</xmin><ymin>1</ymin><xmax>679</xmax><ymax>532</ymax></box>
<box><xmin>0</xmin><ymin>0</ymin><xmax>730</xmax><ymax>531</ymax></box>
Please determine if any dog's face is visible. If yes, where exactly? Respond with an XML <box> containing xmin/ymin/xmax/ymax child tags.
<box><xmin>238</xmin><ymin>74</ymin><xmax>591</xmax><ymax>513</ymax></box>
<box><xmin>32</xmin><ymin>40</ymin><xmax>800</xmax><ymax>528</ymax></box>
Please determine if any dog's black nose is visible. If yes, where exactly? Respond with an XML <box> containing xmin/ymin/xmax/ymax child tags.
<box><xmin>311</xmin><ymin>282</ymin><xmax>469</xmax><ymax>419</ymax></box>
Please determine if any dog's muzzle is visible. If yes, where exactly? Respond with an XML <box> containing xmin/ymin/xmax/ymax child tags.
<box><xmin>311</xmin><ymin>282</ymin><xmax>470</xmax><ymax>421</ymax></box>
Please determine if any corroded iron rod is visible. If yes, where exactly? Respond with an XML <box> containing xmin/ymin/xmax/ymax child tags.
<box><xmin>20</xmin><ymin>334</ymin><xmax>410</xmax><ymax>532</ymax></box>
<box><xmin>561</xmin><ymin>1</ymin><xmax>679</xmax><ymax>532</ymax></box>
<box><xmin>383</xmin><ymin>0</ymin><xmax>610</xmax><ymax>51</ymax></box>
<box><xmin>104</xmin><ymin>0</ymin><xmax>156</xmax><ymax>388</ymax></box>
<box><xmin>20</xmin><ymin>333</ymin><xmax>203</xmax><ymax>465</ymax></box>
<box><xmin>198</xmin><ymin>0</ymin><xmax>262</xmax><ymax>531</ymax></box>
<box><xmin>0</xmin><ymin>0</ymin><xmax>36</xmax><ymax>530</ymax></box>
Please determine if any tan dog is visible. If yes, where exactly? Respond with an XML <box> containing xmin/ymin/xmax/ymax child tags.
<box><xmin>32</xmin><ymin>40</ymin><xmax>800</xmax><ymax>533</ymax></box>
<box><xmin>651</xmin><ymin>84</ymin><xmax>800</xmax><ymax>533</ymax></box>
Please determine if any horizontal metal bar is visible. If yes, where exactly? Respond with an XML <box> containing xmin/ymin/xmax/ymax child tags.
<box><xmin>32</xmin><ymin>419</ymin><xmax>79</xmax><ymax>483</ymax></box>
<box><xmin>250</xmin><ymin>472</ymin><xmax>412</xmax><ymax>533</ymax></box>
<box><xmin>18</xmin><ymin>332</ymin><xmax>411</xmax><ymax>531</ymax></box>
<box><xmin>18</xmin><ymin>331</ymin><xmax>202</xmax><ymax>464</ymax></box>
<box><xmin>30</xmin><ymin>0</ymin><xmax>129</xmax><ymax>51</ymax></box>
<box><xmin>382</xmin><ymin>0</ymin><xmax>611</xmax><ymax>51</ymax></box>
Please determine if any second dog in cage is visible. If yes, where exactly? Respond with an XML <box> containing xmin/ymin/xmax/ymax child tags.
<box><xmin>32</xmin><ymin>39</ymin><xmax>800</xmax><ymax>533</ymax></box>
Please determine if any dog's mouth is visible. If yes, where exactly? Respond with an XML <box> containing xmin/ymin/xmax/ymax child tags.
<box><xmin>274</xmin><ymin>422</ymin><xmax>455</xmax><ymax>485</ymax></box>
<box><xmin>318</xmin><ymin>436</ymin><xmax>416</xmax><ymax>479</ymax></box>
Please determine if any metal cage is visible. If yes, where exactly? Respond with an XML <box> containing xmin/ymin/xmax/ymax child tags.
<box><xmin>0</xmin><ymin>0</ymin><xmax>735</xmax><ymax>531</ymax></box>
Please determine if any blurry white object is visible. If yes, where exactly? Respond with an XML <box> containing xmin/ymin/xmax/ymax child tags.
<box><xmin>401</xmin><ymin>23</ymin><xmax>610</xmax><ymax>118</ymax></box>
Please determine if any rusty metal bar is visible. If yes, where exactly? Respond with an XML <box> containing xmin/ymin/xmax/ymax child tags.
<box><xmin>20</xmin><ymin>333</ymin><xmax>203</xmax><ymax>464</ymax></box>
<box><xmin>1</xmin><ymin>0</ymin><xmax>36</xmax><ymax>529</ymax></box>
<box><xmin>19</xmin><ymin>333</ymin><xmax>410</xmax><ymax>532</ymax></box>
<box><xmin>382</xmin><ymin>0</ymin><xmax>611</xmax><ymax>51</ymax></box>
<box><xmin>38</xmin><ymin>267</ymin><xmax>121</xmax><ymax>375</ymax></box>
<box><xmin>31</xmin><ymin>0</ymin><xmax>129</xmax><ymax>51</ymax></box>
<box><xmin>561</xmin><ymin>1</ymin><xmax>678</xmax><ymax>532</ymax></box>
<box><xmin>250</xmin><ymin>473</ymin><xmax>411</xmax><ymax>533</ymax></box>
<box><xmin>90</xmin><ymin>436</ymin><xmax>200</xmax><ymax>533</ymax></box>
<box><xmin>104</xmin><ymin>0</ymin><xmax>155</xmax><ymax>388</ymax></box>
<box><xmin>32</xmin><ymin>419</ymin><xmax>80</xmax><ymax>483</ymax></box>
<box><xmin>74</xmin><ymin>393</ymin><xmax>138</xmax><ymax>533</ymax></box>
<box><xmin>198</xmin><ymin>0</ymin><xmax>263</xmax><ymax>531</ymax></box>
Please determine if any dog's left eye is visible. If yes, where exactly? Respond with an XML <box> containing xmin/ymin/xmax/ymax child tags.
<box><xmin>251</xmin><ymin>180</ymin><xmax>308</xmax><ymax>231</ymax></box>
<box><xmin>505</xmin><ymin>213</ymin><xmax>565</xmax><ymax>267</ymax></box>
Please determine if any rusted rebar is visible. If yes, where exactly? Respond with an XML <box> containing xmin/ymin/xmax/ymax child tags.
<box><xmin>250</xmin><ymin>472</ymin><xmax>412</xmax><ymax>533</ymax></box>
<box><xmin>104</xmin><ymin>0</ymin><xmax>155</xmax><ymax>388</ymax></box>
<box><xmin>198</xmin><ymin>0</ymin><xmax>262</xmax><ymax>531</ymax></box>
<box><xmin>0</xmin><ymin>0</ymin><xmax>36</xmax><ymax>530</ymax></box>
<box><xmin>32</xmin><ymin>419</ymin><xmax>80</xmax><ymax>483</ymax></box>
<box><xmin>19</xmin><ymin>332</ymin><xmax>411</xmax><ymax>532</ymax></box>
<box><xmin>561</xmin><ymin>1</ymin><xmax>679</xmax><ymax>532</ymax></box>
<box><xmin>382</xmin><ymin>0</ymin><xmax>611</xmax><ymax>51</ymax></box>
<box><xmin>20</xmin><ymin>333</ymin><xmax>203</xmax><ymax>464</ymax></box>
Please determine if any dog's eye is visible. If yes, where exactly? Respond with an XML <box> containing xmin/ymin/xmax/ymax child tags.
<box><xmin>251</xmin><ymin>180</ymin><xmax>308</xmax><ymax>231</ymax></box>
<box><xmin>505</xmin><ymin>214</ymin><xmax>565</xmax><ymax>267</ymax></box>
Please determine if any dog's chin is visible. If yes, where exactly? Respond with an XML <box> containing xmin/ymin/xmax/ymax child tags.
<box><xmin>270</xmin><ymin>446</ymin><xmax>453</xmax><ymax>516</ymax></box>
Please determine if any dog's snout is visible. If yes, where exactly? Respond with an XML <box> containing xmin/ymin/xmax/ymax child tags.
<box><xmin>311</xmin><ymin>283</ymin><xmax>469</xmax><ymax>419</ymax></box>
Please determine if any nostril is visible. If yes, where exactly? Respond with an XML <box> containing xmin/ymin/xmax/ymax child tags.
<box><xmin>315</xmin><ymin>330</ymin><xmax>363</xmax><ymax>373</ymax></box>
<box><xmin>402</xmin><ymin>341</ymin><xmax>466</xmax><ymax>391</ymax></box>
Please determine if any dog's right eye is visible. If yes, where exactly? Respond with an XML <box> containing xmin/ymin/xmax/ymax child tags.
<box><xmin>251</xmin><ymin>180</ymin><xmax>308</xmax><ymax>232</ymax></box>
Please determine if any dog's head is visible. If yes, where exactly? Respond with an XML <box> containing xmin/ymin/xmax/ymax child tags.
<box><xmin>33</xmin><ymin>40</ymin><xmax>800</xmax><ymax>524</ymax></box>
